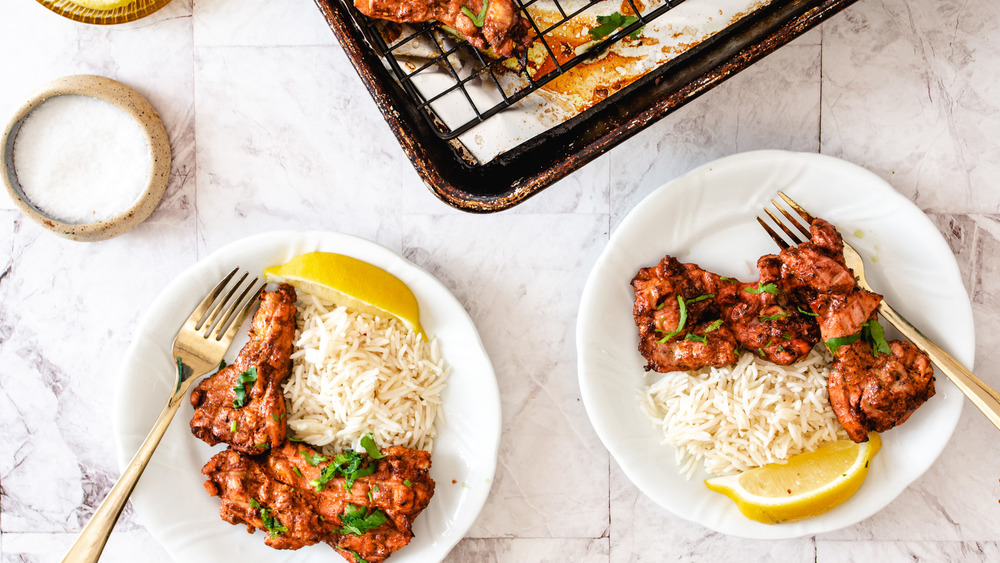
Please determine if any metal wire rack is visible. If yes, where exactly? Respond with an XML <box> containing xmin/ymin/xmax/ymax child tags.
<box><xmin>350</xmin><ymin>0</ymin><xmax>689</xmax><ymax>140</ymax></box>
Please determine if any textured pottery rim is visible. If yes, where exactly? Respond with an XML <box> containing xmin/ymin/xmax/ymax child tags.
<box><xmin>34</xmin><ymin>0</ymin><xmax>174</xmax><ymax>25</ymax></box>
<box><xmin>1</xmin><ymin>74</ymin><xmax>171</xmax><ymax>242</ymax></box>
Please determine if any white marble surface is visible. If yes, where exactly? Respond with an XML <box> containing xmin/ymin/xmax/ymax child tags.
<box><xmin>1</xmin><ymin>0</ymin><xmax>999</xmax><ymax>561</ymax></box>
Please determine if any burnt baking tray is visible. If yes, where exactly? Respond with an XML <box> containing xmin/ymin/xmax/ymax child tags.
<box><xmin>313</xmin><ymin>0</ymin><xmax>858</xmax><ymax>212</ymax></box>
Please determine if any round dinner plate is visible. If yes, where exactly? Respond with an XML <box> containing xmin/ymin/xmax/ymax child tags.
<box><xmin>577</xmin><ymin>150</ymin><xmax>975</xmax><ymax>539</ymax></box>
<box><xmin>112</xmin><ymin>231</ymin><xmax>500</xmax><ymax>562</ymax></box>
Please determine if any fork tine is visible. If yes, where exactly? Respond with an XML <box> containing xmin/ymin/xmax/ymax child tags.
<box><xmin>198</xmin><ymin>271</ymin><xmax>250</xmax><ymax>334</ymax></box>
<box><xmin>768</xmin><ymin>204</ymin><xmax>810</xmax><ymax>243</ymax></box>
<box><xmin>756</xmin><ymin>216</ymin><xmax>791</xmax><ymax>249</ymax></box>
<box><xmin>212</xmin><ymin>280</ymin><xmax>264</xmax><ymax>342</ymax></box>
<box><xmin>189</xmin><ymin>267</ymin><xmax>238</xmax><ymax>330</ymax></box>
<box><xmin>777</xmin><ymin>191</ymin><xmax>816</xmax><ymax>224</ymax></box>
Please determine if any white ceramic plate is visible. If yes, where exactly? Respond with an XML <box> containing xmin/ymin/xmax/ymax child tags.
<box><xmin>113</xmin><ymin>231</ymin><xmax>500</xmax><ymax>562</ymax></box>
<box><xmin>577</xmin><ymin>150</ymin><xmax>974</xmax><ymax>539</ymax></box>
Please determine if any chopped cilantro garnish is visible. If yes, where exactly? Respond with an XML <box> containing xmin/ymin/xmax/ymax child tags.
<box><xmin>230</xmin><ymin>420</ymin><xmax>239</xmax><ymax>433</ymax></box>
<box><xmin>260</xmin><ymin>506</ymin><xmax>288</xmax><ymax>538</ymax></box>
<box><xmin>688</xmin><ymin>293</ymin><xmax>715</xmax><ymax>303</ymax></box>
<box><xmin>589</xmin><ymin>11</ymin><xmax>641</xmax><ymax>41</ymax></box>
<box><xmin>292</xmin><ymin>466</ymin><xmax>303</xmax><ymax>478</ymax></box>
<box><xmin>270</xmin><ymin>412</ymin><xmax>285</xmax><ymax>422</ymax></box>
<box><xmin>758</xmin><ymin>312</ymin><xmax>789</xmax><ymax>321</ymax></box>
<box><xmin>337</xmin><ymin>504</ymin><xmax>388</xmax><ymax>535</ymax></box>
<box><xmin>862</xmin><ymin>319</ymin><xmax>892</xmax><ymax>356</ymax></box>
<box><xmin>826</xmin><ymin>320</ymin><xmax>891</xmax><ymax>356</ymax></box>
<box><xmin>254</xmin><ymin>443</ymin><xmax>269</xmax><ymax>450</ymax></box>
<box><xmin>655</xmin><ymin>295</ymin><xmax>687</xmax><ymax>343</ymax></box>
<box><xmin>231</xmin><ymin>366</ymin><xmax>258</xmax><ymax>408</ymax></box>
<box><xmin>300</xmin><ymin>449</ymin><xmax>328</xmax><ymax>467</ymax></box>
<box><xmin>249</xmin><ymin>498</ymin><xmax>260</xmax><ymax>508</ymax></box>
<box><xmin>684</xmin><ymin>333</ymin><xmax>707</xmax><ymax>343</ymax></box>
<box><xmin>403</xmin><ymin>479</ymin><xmax>412</xmax><ymax>487</ymax></box>
<box><xmin>825</xmin><ymin>333</ymin><xmax>861</xmax><ymax>354</ymax></box>
<box><xmin>704</xmin><ymin>319</ymin><xmax>724</xmax><ymax>333</ymax></box>
<box><xmin>797</xmin><ymin>305</ymin><xmax>818</xmax><ymax>317</ymax></box>
<box><xmin>360</xmin><ymin>433</ymin><xmax>386</xmax><ymax>460</ymax></box>
<box><xmin>311</xmin><ymin>450</ymin><xmax>375</xmax><ymax>492</ymax></box>
<box><xmin>347</xmin><ymin>549</ymin><xmax>369</xmax><ymax>563</ymax></box>
<box><xmin>217</xmin><ymin>359</ymin><xmax>227</xmax><ymax>371</ymax></box>
<box><xmin>782</xmin><ymin>333</ymin><xmax>793</xmax><ymax>340</ymax></box>
<box><xmin>461</xmin><ymin>0</ymin><xmax>488</xmax><ymax>28</ymax></box>
<box><xmin>743</xmin><ymin>282</ymin><xmax>779</xmax><ymax>295</ymax></box>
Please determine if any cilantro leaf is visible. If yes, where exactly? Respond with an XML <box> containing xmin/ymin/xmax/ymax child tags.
<box><xmin>655</xmin><ymin>295</ymin><xmax>688</xmax><ymax>343</ymax></box>
<box><xmin>337</xmin><ymin>504</ymin><xmax>388</xmax><ymax>535</ymax></box>
<box><xmin>825</xmin><ymin>333</ymin><xmax>861</xmax><ymax>355</ymax></box>
<box><xmin>311</xmin><ymin>450</ymin><xmax>374</xmax><ymax>492</ymax></box>
<box><xmin>300</xmin><ymin>449</ymin><xmax>328</xmax><ymax>467</ymax></box>
<box><xmin>231</xmin><ymin>367</ymin><xmax>258</xmax><ymax>408</ymax></box>
<box><xmin>260</xmin><ymin>506</ymin><xmax>287</xmax><ymax>538</ymax></box>
<box><xmin>743</xmin><ymin>283</ymin><xmax>779</xmax><ymax>295</ymax></box>
<box><xmin>704</xmin><ymin>319</ymin><xmax>724</xmax><ymax>333</ymax></box>
<box><xmin>862</xmin><ymin>319</ymin><xmax>892</xmax><ymax>356</ymax></box>
<box><xmin>688</xmin><ymin>293</ymin><xmax>715</xmax><ymax>303</ymax></box>
<box><xmin>461</xmin><ymin>0</ymin><xmax>488</xmax><ymax>28</ymax></box>
<box><xmin>684</xmin><ymin>333</ymin><xmax>707</xmax><ymax>343</ymax></box>
<box><xmin>797</xmin><ymin>305</ymin><xmax>819</xmax><ymax>317</ymax></box>
<box><xmin>589</xmin><ymin>12</ymin><xmax>640</xmax><ymax>41</ymax></box>
<box><xmin>360</xmin><ymin>433</ymin><xmax>386</xmax><ymax>460</ymax></box>
<box><xmin>758</xmin><ymin>312</ymin><xmax>790</xmax><ymax>321</ymax></box>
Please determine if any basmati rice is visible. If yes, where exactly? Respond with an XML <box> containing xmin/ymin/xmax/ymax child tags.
<box><xmin>283</xmin><ymin>294</ymin><xmax>448</xmax><ymax>454</ymax></box>
<box><xmin>640</xmin><ymin>346</ymin><xmax>845</xmax><ymax>479</ymax></box>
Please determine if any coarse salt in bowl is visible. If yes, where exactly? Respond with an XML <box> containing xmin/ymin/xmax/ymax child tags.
<box><xmin>1</xmin><ymin>75</ymin><xmax>170</xmax><ymax>242</ymax></box>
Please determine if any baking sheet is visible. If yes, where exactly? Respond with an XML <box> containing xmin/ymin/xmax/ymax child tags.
<box><xmin>398</xmin><ymin>0</ymin><xmax>771</xmax><ymax>163</ymax></box>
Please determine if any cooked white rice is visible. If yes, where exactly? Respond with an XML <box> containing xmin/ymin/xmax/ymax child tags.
<box><xmin>640</xmin><ymin>346</ymin><xmax>846</xmax><ymax>479</ymax></box>
<box><xmin>283</xmin><ymin>294</ymin><xmax>448</xmax><ymax>454</ymax></box>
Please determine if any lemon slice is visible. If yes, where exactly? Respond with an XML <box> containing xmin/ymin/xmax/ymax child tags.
<box><xmin>71</xmin><ymin>0</ymin><xmax>135</xmax><ymax>9</ymax></box>
<box><xmin>264</xmin><ymin>252</ymin><xmax>426</xmax><ymax>339</ymax></box>
<box><xmin>704</xmin><ymin>432</ymin><xmax>881</xmax><ymax>524</ymax></box>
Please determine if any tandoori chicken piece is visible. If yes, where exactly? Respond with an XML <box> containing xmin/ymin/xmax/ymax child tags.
<box><xmin>631</xmin><ymin>254</ymin><xmax>818</xmax><ymax>372</ymax></box>
<box><xmin>828</xmin><ymin>339</ymin><xmax>935</xmax><ymax>442</ymax></box>
<box><xmin>354</xmin><ymin>0</ymin><xmax>533</xmax><ymax>58</ymax></box>
<box><xmin>631</xmin><ymin>256</ymin><xmax>738</xmax><ymax>372</ymax></box>
<box><xmin>772</xmin><ymin>218</ymin><xmax>883</xmax><ymax>344</ymax></box>
<box><xmin>718</xmin><ymin>255</ymin><xmax>820</xmax><ymax>365</ymax></box>
<box><xmin>190</xmin><ymin>284</ymin><xmax>297</xmax><ymax>455</ymax></box>
<box><xmin>202</xmin><ymin>441</ymin><xmax>435</xmax><ymax>561</ymax></box>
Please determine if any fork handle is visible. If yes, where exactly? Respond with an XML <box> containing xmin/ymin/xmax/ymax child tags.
<box><xmin>879</xmin><ymin>301</ymin><xmax>1000</xmax><ymax>432</ymax></box>
<box><xmin>62</xmin><ymin>391</ymin><xmax>187</xmax><ymax>563</ymax></box>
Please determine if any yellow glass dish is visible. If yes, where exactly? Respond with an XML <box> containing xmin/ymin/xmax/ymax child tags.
<box><xmin>35</xmin><ymin>0</ymin><xmax>173</xmax><ymax>25</ymax></box>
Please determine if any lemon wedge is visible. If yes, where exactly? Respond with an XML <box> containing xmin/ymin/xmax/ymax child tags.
<box><xmin>71</xmin><ymin>0</ymin><xmax>135</xmax><ymax>10</ymax></box>
<box><xmin>704</xmin><ymin>432</ymin><xmax>881</xmax><ymax>524</ymax></box>
<box><xmin>264</xmin><ymin>252</ymin><xmax>426</xmax><ymax>339</ymax></box>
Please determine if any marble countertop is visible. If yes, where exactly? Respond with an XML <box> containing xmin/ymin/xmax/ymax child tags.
<box><xmin>2</xmin><ymin>0</ymin><xmax>999</xmax><ymax>561</ymax></box>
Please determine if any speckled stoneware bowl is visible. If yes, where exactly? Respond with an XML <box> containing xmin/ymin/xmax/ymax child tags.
<box><xmin>35</xmin><ymin>0</ymin><xmax>174</xmax><ymax>25</ymax></box>
<box><xmin>1</xmin><ymin>74</ymin><xmax>170</xmax><ymax>242</ymax></box>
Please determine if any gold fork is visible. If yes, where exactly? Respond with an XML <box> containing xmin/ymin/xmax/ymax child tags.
<box><xmin>63</xmin><ymin>267</ymin><xmax>265</xmax><ymax>563</ymax></box>
<box><xmin>758</xmin><ymin>191</ymin><xmax>1000</xmax><ymax>432</ymax></box>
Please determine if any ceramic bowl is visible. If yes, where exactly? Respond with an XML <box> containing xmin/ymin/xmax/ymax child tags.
<box><xmin>34</xmin><ymin>0</ymin><xmax>174</xmax><ymax>25</ymax></box>
<box><xmin>1</xmin><ymin>74</ymin><xmax>170</xmax><ymax>242</ymax></box>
